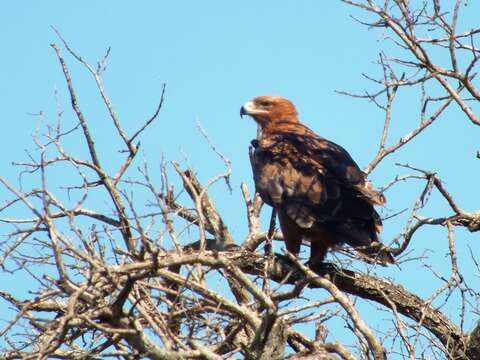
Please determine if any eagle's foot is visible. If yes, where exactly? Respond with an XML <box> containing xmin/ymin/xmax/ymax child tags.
<box><xmin>275</xmin><ymin>253</ymin><xmax>337</xmax><ymax>280</ymax></box>
<box><xmin>308</xmin><ymin>261</ymin><xmax>337</xmax><ymax>276</ymax></box>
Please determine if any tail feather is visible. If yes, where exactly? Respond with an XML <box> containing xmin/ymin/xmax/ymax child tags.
<box><xmin>338</xmin><ymin>225</ymin><xmax>394</xmax><ymax>266</ymax></box>
<box><xmin>356</xmin><ymin>242</ymin><xmax>395</xmax><ymax>266</ymax></box>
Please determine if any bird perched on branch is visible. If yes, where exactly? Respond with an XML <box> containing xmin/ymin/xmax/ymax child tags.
<box><xmin>240</xmin><ymin>95</ymin><xmax>394</xmax><ymax>266</ymax></box>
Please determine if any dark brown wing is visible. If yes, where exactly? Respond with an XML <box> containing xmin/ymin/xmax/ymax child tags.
<box><xmin>252</xmin><ymin>132</ymin><xmax>392</xmax><ymax>263</ymax></box>
<box><xmin>284</xmin><ymin>133</ymin><xmax>385</xmax><ymax>205</ymax></box>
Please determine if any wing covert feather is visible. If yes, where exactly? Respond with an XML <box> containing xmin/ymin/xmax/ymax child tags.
<box><xmin>252</xmin><ymin>137</ymin><xmax>343</xmax><ymax>229</ymax></box>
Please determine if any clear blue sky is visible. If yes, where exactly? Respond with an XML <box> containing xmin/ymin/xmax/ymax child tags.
<box><xmin>1</xmin><ymin>1</ymin><xmax>479</xmax><ymax>353</ymax></box>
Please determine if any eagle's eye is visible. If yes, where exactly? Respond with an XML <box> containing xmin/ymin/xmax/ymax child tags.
<box><xmin>259</xmin><ymin>100</ymin><xmax>273</xmax><ymax>108</ymax></box>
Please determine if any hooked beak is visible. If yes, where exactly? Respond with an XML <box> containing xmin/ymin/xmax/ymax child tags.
<box><xmin>240</xmin><ymin>101</ymin><xmax>256</xmax><ymax>118</ymax></box>
<box><xmin>240</xmin><ymin>106</ymin><xmax>247</xmax><ymax>118</ymax></box>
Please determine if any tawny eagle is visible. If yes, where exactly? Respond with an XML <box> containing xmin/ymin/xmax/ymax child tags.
<box><xmin>240</xmin><ymin>95</ymin><xmax>394</xmax><ymax>265</ymax></box>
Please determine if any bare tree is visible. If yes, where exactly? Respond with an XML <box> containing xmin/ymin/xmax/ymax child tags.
<box><xmin>1</xmin><ymin>2</ymin><xmax>480</xmax><ymax>359</ymax></box>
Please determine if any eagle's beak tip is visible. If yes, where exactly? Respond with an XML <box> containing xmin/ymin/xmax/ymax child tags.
<box><xmin>240</xmin><ymin>106</ymin><xmax>246</xmax><ymax>118</ymax></box>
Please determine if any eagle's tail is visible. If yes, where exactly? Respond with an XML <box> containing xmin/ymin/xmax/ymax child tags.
<box><xmin>339</xmin><ymin>225</ymin><xmax>395</xmax><ymax>266</ymax></box>
<box><xmin>356</xmin><ymin>241</ymin><xmax>395</xmax><ymax>266</ymax></box>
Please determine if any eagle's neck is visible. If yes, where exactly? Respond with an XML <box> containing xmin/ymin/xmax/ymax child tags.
<box><xmin>260</xmin><ymin>119</ymin><xmax>315</xmax><ymax>139</ymax></box>
<box><xmin>256</xmin><ymin>124</ymin><xmax>262</xmax><ymax>141</ymax></box>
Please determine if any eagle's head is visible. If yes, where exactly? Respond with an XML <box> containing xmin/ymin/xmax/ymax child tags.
<box><xmin>240</xmin><ymin>96</ymin><xmax>299</xmax><ymax>127</ymax></box>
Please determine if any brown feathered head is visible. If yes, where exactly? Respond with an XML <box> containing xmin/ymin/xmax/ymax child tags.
<box><xmin>240</xmin><ymin>96</ymin><xmax>299</xmax><ymax>127</ymax></box>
